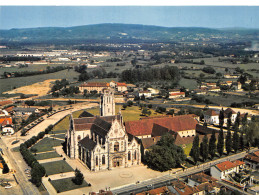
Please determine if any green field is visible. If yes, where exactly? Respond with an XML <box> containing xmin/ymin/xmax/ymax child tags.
<box><xmin>35</xmin><ymin>151</ymin><xmax>60</xmax><ymax>160</ymax></box>
<box><xmin>0</xmin><ymin>69</ymin><xmax>79</xmax><ymax>96</ymax></box>
<box><xmin>179</xmin><ymin>78</ymin><xmax>198</xmax><ymax>90</ymax></box>
<box><xmin>50</xmin><ymin>177</ymin><xmax>89</xmax><ymax>193</ymax></box>
<box><xmin>31</xmin><ymin>137</ymin><xmax>64</xmax><ymax>153</ymax></box>
<box><xmin>41</xmin><ymin>160</ymin><xmax>74</xmax><ymax>175</ymax></box>
<box><xmin>50</xmin><ymin>133</ymin><xmax>66</xmax><ymax>140</ymax></box>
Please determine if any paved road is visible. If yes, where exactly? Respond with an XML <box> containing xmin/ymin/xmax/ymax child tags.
<box><xmin>111</xmin><ymin>148</ymin><xmax>259</xmax><ymax>195</ymax></box>
<box><xmin>0</xmin><ymin>138</ymin><xmax>39</xmax><ymax>195</ymax></box>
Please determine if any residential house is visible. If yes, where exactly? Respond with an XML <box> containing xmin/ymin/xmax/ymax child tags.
<box><xmin>204</xmin><ymin>109</ymin><xmax>219</xmax><ymax>125</ymax></box>
<box><xmin>116</xmin><ymin>83</ymin><xmax>127</xmax><ymax>92</ymax></box>
<box><xmin>169</xmin><ymin>92</ymin><xmax>186</xmax><ymax>99</ymax></box>
<box><xmin>80</xmin><ymin>82</ymin><xmax>110</xmax><ymax>93</ymax></box>
<box><xmin>138</xmin><ymin>90</ymin><xmax>152</xmax><ymax>98</ymax></box>
<box><xmin>0</xmin><ymin>100</ymin><xmax>13</xmax><ymax>109</ymax></box>
<box><xmin>0</xmin><ymin>116</ymin><xmax>14</xmax><ymax>135</ymax></box>
<box><xmin>244</xmin><ymin>152</ymin><xmax>259</xmax><ymax>170</ymax></box>
<box><xmin>210</xmin><ymin>160</ymin><xmax>245</xmax><ymax>180</ymax></box>
<box><xmin>232</xmin><ymin>82</ymin><xmax>242</xmax><ymax>91</ymax></box>
<box><xmin>13</xmin><ymin>107</ymin><xmax>40</xmax><ymax>116</ymax></box>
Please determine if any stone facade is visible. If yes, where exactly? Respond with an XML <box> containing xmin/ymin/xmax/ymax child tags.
<box><xmin>100</xmin><ymin>90</ymin><xmax>115</xmax><ymax>116</ymax></box>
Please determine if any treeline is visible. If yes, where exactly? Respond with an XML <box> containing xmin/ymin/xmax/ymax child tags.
<box><xmin>19</xmin><ymin>125</ymin><xmax>54</xmax><ymax>186</ymax></box>
<box><xmin>3</xmin><ymin>66</ymin><xmax>70</xmax><ymax>78</ymax></box>
<box><xmin>121</xmin><ymin>66</ymin><xmax>180</xmax><ymax>83</ymax></box>
<box><xmin>51</xmin><ymin>79</ymin><xmax>80</xmax><ymax>97</ymax></box>
<box><xmin>0</xmin><ymin>56</ymin><xmax>41</xmax><ymax>62</ymax></box>
<box><xmin>0</xmin><ymin>154</ymin><xmax>9</xmax><ymax>174</ymax></box>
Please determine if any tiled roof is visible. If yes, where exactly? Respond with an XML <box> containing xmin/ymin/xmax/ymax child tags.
<box><xmin>0</xmin><ymin>117</ymin><xmax>12</xmax><ymax>126</ymax></box>
<box><xmin>224</xmin><ymin>108</ymin><xmax>236</xmax><ymax>115</ymax></box>
<box><xmin>171</xmin><ymin>180</ymin><xmax>195</xmax><ymax>195</ymax></box>
<box><xmin>78</xmin><ymin>111</ymin><xmax>94</xmax><ymax>118</ymax></box>
<box><xmin>196</xmin><ymin>124</ymin><xmax>218</xmax><ymax>135</ymax></box>
<box><xmin>5</xmin><ymin>106</ymin><xmax>14</xmax><ymax>113</ymax></box>
<box><xmin>245</xmin><ymin>154</ymin><xmax>259</xmax><ymax>163</ymax></box>
<box><xmin>253</xmin><ymin>151</ymin><xmax>259</xmax><ymax>157</ymax></box>
<box><xmin>117</xmin><ymin>82</ymin><xmax>127</xmax><ymax>86</ymax></box>
<box><xmin>170</xmin><ymin>92</ymin><xmax>185</xmax><ymax>96</ymax></box>
<box><xmin>136</xmin><ymin>186</ymin><xmax>172</xmax><ymax>195</ymax></box>
<box><xmin>0</xmin><ymin>162</ymin><xmax>3</xmax><ymax>169</ymax></box>
<box><xmin>13</xmin><ymin>107</ymin><xmax>37</xmax><ymax>112</ymax></box>
<box><xmin>204</xmin><ymin>109</ymin><xmax>218</xmax><ymax>116</ymax></box>
<box><xmin>125</xmin><ymin>115</ymin><xmax>198</xmax><ymax>136</ymax></box>
<box><xmin>141</xmin><ymin>138</ymin><xmax>157</xmax><ymax>149</ymax></box>
<box><xmin>0</xmin><ymin>100</ymin><xmax>13</xmax><ymax>107</ymax></box>
<box><xmin>81</xmin><ymin>82</ymin><xmax>109</xmax><ymax>87</ymax></box>
<box><xmin>216</xmin><ymin>160</ymin><xmax>245</xmax><ymax>172</ymax></box>
<box><xmin>74</xmin><ymin>123</ymin><xmax>93</xmax><ymax>131</ymax></box>
<box><xmin>188</xmin><ymin>172</ymin><xmax>217</xmax><ymax>184</ymax></box>
<box><xmin>79</xmin><ymin>136</ymin><xmax>96</xmax><ymax>150</ymax></box>
<box><xmin>195</xmin><ymin>182</ymin><xmax>221</xmax><ymax>193</ymax></box>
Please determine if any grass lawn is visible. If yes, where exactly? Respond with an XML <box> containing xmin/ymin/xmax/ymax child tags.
<box><xmin>179</xmin><ymin>78</ymin><xmax>198</xmax><ymax>90</ymax></box>
<box><xmin>41</xmin><ymin>160</ymin><xmax>74</xmax><ymax>175</ymax></box>
<box><xmin>182</xmin><ymin>143</ymin><xmax>192</xmax><ymax>157</ymax></box>
<box><xmin>50</xmin><ymin>177</ymin><xmax>89</xmax><ymax>193</ymax></box>
<box><xmin>35</xmin><ymin>151</ymin><xmax>60</xmax><ymax>160</ymax></box>
<box><xmin>12</xmin><ymin>146</ymin><xmax>20</xmax><ymax>152</ymax></box>
<box><xmin>50</xmin><ymin>133</ymin><xmax>66</xmax><ymax>140</ymax></box>
<box><xmin>52</xmin><ymin>115</ymin><xmax>69</xmax><ymax>132</ymax></box>
<box><xmin>31</xmin><ymin>137</ymin><xmax>64</xmax><ymax>153</ymax></box>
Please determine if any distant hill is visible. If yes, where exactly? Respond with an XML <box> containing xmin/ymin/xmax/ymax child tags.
<box><xmin>0</xmin><ymin>23</ymin><xmax>259</xmax><ymax>44</ymax></box>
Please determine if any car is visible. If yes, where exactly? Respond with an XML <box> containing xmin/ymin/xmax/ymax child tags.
<box><xmin>5</xmin><ymin>185</ymin><xmax>12</xmax><ymax>189</ymax></box>
<box><xmin>146</xmin><ymin>184</ymin><xmax>153</xmax><ymax>189</ymax></box>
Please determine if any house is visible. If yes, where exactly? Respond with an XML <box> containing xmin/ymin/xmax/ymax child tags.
<box><xmin>232</xmin><ymin>82</ymin><xmax>242</xmax><ymax>90</ymax></box>
<box><xmin>193</xmin><ymin>89</ymin><xmax>207</xmax><ymax>95</ymax></box>
<box><xmin>170</xmin><ymin>180</ymin><xmax>196</xmax><ymax>195</ymax></box>
<box><xmin>204</xmin><ymin>109</ymin><xmax>219</xmax><ymax>125</ymax></box>
<box><xmin>188</xmin><ymin>172</ymin><xmax>221</xmax><ymax>194</ymax></box>
<box><xmin>169</xmin><ymin>92</ymin><xmax>185</xmax><ymax>99</ymax></box>
<box><xmin>138</xmin><ymin>90</ymin><xmax>152</xmax><ymax>98</ymax></box>
<box><xmin>208</xmin><ymin>86</ymin><xmax>221</xmax><ymax>92</ymax></box>
<box><xmin>224</xmin><ymin>108</ymin><xmax>237</xmax><ymax>123</ymax></box>
<box><xmin>80</xmin><ymin>82</ymin><xmax>110</xmax><ymax>93</ymax></box>
<box><xmin>116</xmin><ymin>83</ymin><xmax>127</xmax><ymax>92</ymax></box>
<box><xmin>0</xmin><ymin>117</ymin><xmax>14</xmax><ymax>135</ymax></box>
<box><xmin>125</xmin><ymin>115</ymin><xmax>198</xmax><ymax>139</ymax></box>
<box><xmin>0</xmin><ymin>100</ymin><xmax>13</xmax><ymax>109</ymax></box>
<box><xmin>206</xmin><ymin>83</ymin><xmax>217</xmax><ymax>87</ymax></box>
<box><xmin>13</xmin><ymin>107</ymin><xmax>40</xmax><ymax>116</ymax></box>
<box><xmin>147</xmin><ymin>88</ymin><xmax>160</xmax><ymax>95</ymax></box>
<box><xmin>244</xmin><ymin>152</ymin><xmax>259</xmax><ymax>170</ymax></box>
<box><xmin>210</xmin><ymin>160</ymin><xmax>245</xmax><ymax>180</ymax></box>
<box><xmin>0</xmin><ymin>109</ymin><xmax>9</xmax><ymax>117</ymax></box>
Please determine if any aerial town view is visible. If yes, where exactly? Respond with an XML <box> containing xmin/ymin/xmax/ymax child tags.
<box><xmin>0</xmin><ymin>4</ymin><xmax>259</xmax><ymax>195</ymax></box>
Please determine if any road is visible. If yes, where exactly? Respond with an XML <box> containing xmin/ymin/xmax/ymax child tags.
<box><xmin>111</xmin><ymin>148</ymin><xmax>259</xmax><ymax>195</ymax></box>
<box><xmin>0</xmin><ymin>138</ymin><xmax>39</xmax><ymax>195</ymax></box>
<box><xmin>0</xmin><ymin>102</ymin><xmax>98</xmax><ymax>195</ymax></box>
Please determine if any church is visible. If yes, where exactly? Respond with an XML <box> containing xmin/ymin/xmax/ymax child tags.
<box><xmin>66</xmin><ymin>89</ymin><xmax>141</xmax><ymax>171</ymax></box>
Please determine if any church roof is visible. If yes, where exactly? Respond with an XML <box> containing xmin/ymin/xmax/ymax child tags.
<box><xmin>79</xmin><ymin>136</ymin><xmax>96</xmax><ymax>150</ymax></box>
<box><xmin>125</xmin><ymin>115</ymin><xmax>198</xmax><ymax>137</ymax></box>
<box><xmin>79</xmin><ymin>111</ymin><xmax>94</xmax><ymax>118</ymax></box>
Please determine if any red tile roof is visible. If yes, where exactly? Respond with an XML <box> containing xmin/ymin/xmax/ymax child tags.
<box><xmin>171</xmin><ymin>180</ymin><xmax>195</xmax><ymax>195</ymax></box>
<box><xmin>253</xmin><ymin>151</ymin><xmax>259</xmax><ymax>157</ymax></box>
<box><xmin>0</xmin><ymin>117</ymin><xmax>12</xmax><ymax>126</ymax></box>
<box><xmin>125</xmin><ymin>115</ymin><xmax>198</xmax><ymax>136</ymax></box>
<box><xmin>81</xmin><ymin>82</ymin><xmax>109</xmax><ymax>87</ymax></box>
<box><xmin>245</xmin><ymin>154</ymin><xmax>259</xmax><ymax>163</ymax></box>
<box><xmin>216</xmin><ymin>160</ymin><xmax>245</xmax><ymax>172</ymax></box>
<box><xmin>117</xmin><ymin>82</ymin><xmax>127</xmax><ymax>86</ymax></box>
<box><xmin>0</xmin><ymin>100</ymin><xmax>13</xmax><ymax>107</ymax></box>
<box><xmin>136</xmin><ymin>186</ymin><xmax>171</xmax><ymax>195</ymax></box>
<box><xmin>205</xmin><ymin>109</ymin><xmax>218</xmax><ymax>116</ymax></box>
<box><xmin>170</xmin><ymin>92</ymin><xmax>185</xmax><ymax>96</ymax></box>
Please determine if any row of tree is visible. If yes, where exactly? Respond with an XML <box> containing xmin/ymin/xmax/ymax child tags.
<box><xmin>19</xmin><ymin>124</ymin><xmax>54</xmax><ymax>186</ymax></box>
<box><xmin>121</xmin><ymin>66</ymin><xmax>180</xmax><ymax>83</ymax></box>
<box><xmin>0</xmin><ymin>154</ymin><xmax>9</xmax><ymax>174</ymax></box>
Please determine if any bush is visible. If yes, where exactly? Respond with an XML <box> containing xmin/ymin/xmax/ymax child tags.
<box><xmin>72</xmin><ymin>169</ymin><xmax>84</xmax><ymax>185</ymax></box>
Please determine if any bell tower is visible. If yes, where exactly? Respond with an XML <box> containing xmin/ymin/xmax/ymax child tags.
<box><xmin>100</xmin><ymin>89</ymin><xmax>115</xmax><ymax>116</ymax></box>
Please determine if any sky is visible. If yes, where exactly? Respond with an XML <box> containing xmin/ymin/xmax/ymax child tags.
<box><xmin>0</xmin><ymin>6</ymin><xmax>259</xmax><ymax>30</ymax></box>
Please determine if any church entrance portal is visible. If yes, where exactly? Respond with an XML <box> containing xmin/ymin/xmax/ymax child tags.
<box><xmin>113</xmin><ymin>156</ymin><xmax>122</xmax><ymax>167</ymax></box>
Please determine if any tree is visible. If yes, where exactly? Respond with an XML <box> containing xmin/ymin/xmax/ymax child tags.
<box><xmin>127</xmin><ymin>100</ymin><xmax>133</xmax><ymax>107</ymax></box>
<box><xmin>244</xmin><ymin>121</ymin><xmax>259</xmax><ymax>149</ymax></box>
<box><xmin>226</xmin><ymin>129</ymin><xmax>232</xmax><ymax>155</ymax></box>
<box><xmin>142</xmin><ymin>108</ymin><xmax>151</xmax><ymax>116</ymax></box>
<box><xmin>219</xmin><ymin>108</ymin><xmax>224</xmax><ymax>128</ymax></box>
<box><xmin>241</xmin><ymin>113</ymin><xmax>248</xmax><ymax>126</ymax></box>
<box><xmin>190</xmin><ymin>135</ymin><xmax>200</xmax><ymax>164</ymax></box>
<box><xmin>72</xmin><ymin>168</ymin><xmax>84</xmax><ymax>185</ymax></box>
<box><xmin>217</xmin><ymin>129</ymin><xmax>224</xmax><ymax>157</ymax></box>
<box><xmin>232</xmin><ymin>130</ymin><xmax>239</xmax><ymax>153</ymax></box>
<box><xmin>141</xmin><ymin>94</ymin><xmax>146</xmax><ymax>101</ymax></box>
<box><xmin>122</xmin><ymin>104</ymin><xmax>127</xmax><ymax>110</ymax></box>
<box><xmin>239</xmin><ymin>133</ymin><xmax>245</xmax><ymax>151</ymax></box>
<box><xmin>144</xmin><ymin>134</ymin><xmax>186</xmax><ymax>171</ymax></box>
<box><xmin>233</xmin><ymin>112</ymin><xmax>240</xmax><ymax>131</ymax></box>
<box><xmin>209</xmin><ymin>130</ymin><xmax>217</xmax><ymax>159</ymax></box>
<box><xmin>227</xmin><ymin>111</ymin><xmax>232</xmax><ymax>130</ymax></box>
<box><xmin>200</xmin><ymin>135</ymin><xmax>209</xmax><ymax>162</ymax></box>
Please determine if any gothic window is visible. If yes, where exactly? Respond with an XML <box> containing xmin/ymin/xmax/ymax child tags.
<box><xmin>102</xmin><ymin>155</ymin><xmax>105</xmax><ymax>165</ymax></box>
<box><xmin>114</xmin><ymin>142</ymin><xmax>119</xmax><ymax>152</ymax></box>
<box><xmin>121</xmin><ymin>141</ymin><xmax>123</xmax><ymax>150</ymax></box>
<box><xmin>134</xmin><ymin>150</ymin><xmax>137</xmax><ymax>160</ymax></box>
<box><xmin>128</xmin><ymin>151</ymin><xmax>131</xmax><ymax>160</ymax></box>
<box><xmin>96</xmin><ymin>156</ymin><xmax>98</xmax><ymax>166</ymax></box>
<box><xmin>77</xmin><ymin>135</ymin><xmax>81</xmax><ymax>141</ymax></box>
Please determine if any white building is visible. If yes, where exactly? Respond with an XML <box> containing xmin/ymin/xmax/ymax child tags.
<box><xmin>138</xmin><ymin>90</ymin><xmax>152</xmax><ymax>98</ymax></box>
<box><xmin>66</xmin><ymin>90</ymin><xmax>141</xmax><ymax>171</ymax></box>
<box><xmin>210</xmin><ymin>160</ymin><xmax>245</xmax><ymax>180</ymax></box>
